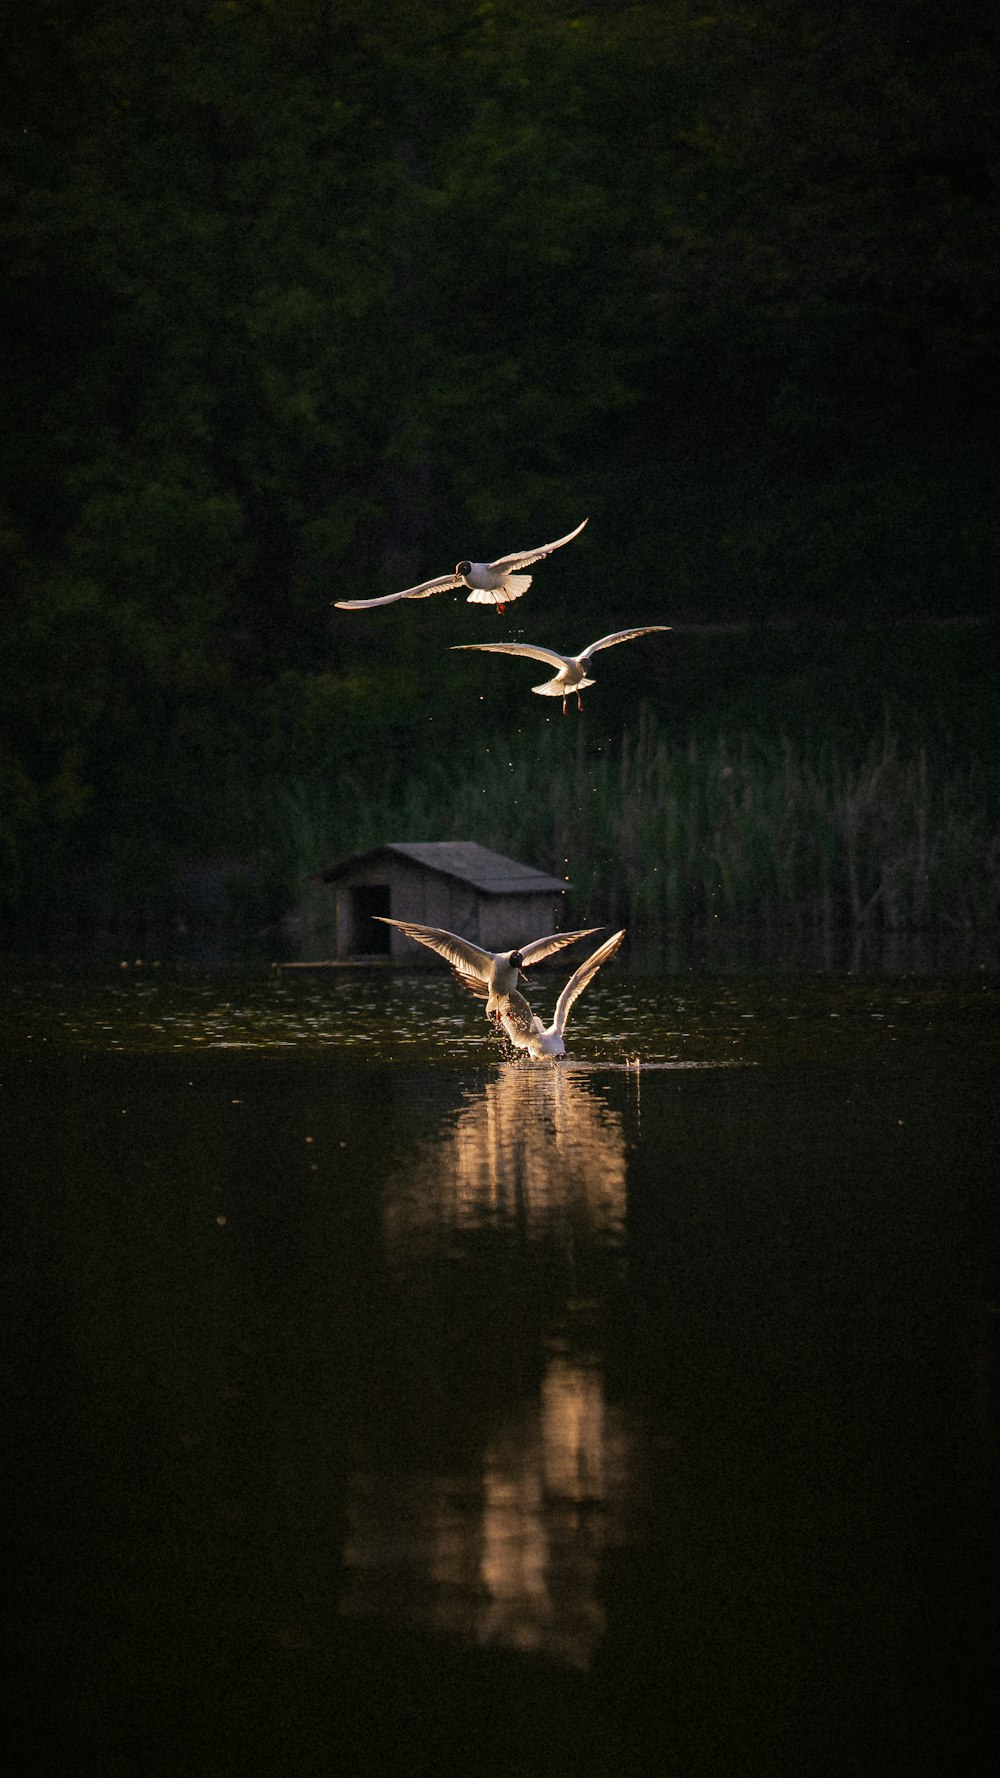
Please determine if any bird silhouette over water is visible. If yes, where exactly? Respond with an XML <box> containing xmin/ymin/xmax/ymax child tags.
<box><xmin>375</xmin><ymin>916</ymin><xmax>602</xmax><ymax>1020</ymax></box>
<box><xmin>334</xmin><ymin>519</ymin><xmax>588</xmax><ymax>612</ymax></box>
<box><xmin>499</xmin><ymin>930</ymin><xmax>627</xmax><ymax>1058</ymax></box>
<box><xmin>453</xmin><ymin>625</ymin><xmax>670</xmax><ymax>713</ymax></box>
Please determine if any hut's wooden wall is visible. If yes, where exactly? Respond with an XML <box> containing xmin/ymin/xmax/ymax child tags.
<box><xmin>331</xmin><ymin>854</ymin><xmax>563</xmax><ymax>957</ymax></box>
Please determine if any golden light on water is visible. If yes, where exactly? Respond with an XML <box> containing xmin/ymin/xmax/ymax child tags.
<box><xmin>341</xmin><ymin>1065</ymin><xmax>639</xmax><ymax>1669</ymax></box>
<box><xmin>343</xmin><ymin>1345</ymin><xmax>637</xmax><ymax>1670</ymax></box>
<box><xmin>380</xmin><ymin>1064</ymin><xmax>627</xmax><ymax>1259</ymax></box>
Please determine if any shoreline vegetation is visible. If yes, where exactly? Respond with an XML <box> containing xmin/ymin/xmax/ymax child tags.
<box><xmin>12</xmin><ymin>680</ymin><xmax>996</xmax><ymax>961</ymax></box>
<box><xmin>5</xmin><ymin>624</ymin><xmax>998</xmax><ymax>955</ymax></box>
<box><xmin>287</xmin><ymin>711</ymin><xmax>999</xmax><ymax>943</ymax></box>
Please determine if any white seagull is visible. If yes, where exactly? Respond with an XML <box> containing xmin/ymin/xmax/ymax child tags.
<box><xmin>333</xmin><ymin>518</ymin><xmax>588</xmax><ymax>612</ymax></box>
<box><xmin>452</xmin><ymin>625</ymin><xmax>670</xmax><ymax>714</ymax></box>
<box><xmin>500</xmin><ymin>929</ymin><xmax>627</xmax><ymax>1058</ymax></box>
<box><xmin>374</xmin><ymin>915</ymin><xmax>601</xmax><ymax>1020</ymax></box>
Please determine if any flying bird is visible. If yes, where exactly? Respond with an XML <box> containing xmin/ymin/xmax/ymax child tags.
<box><xmin>499</xmin><ymin>929</ymin><xmax>627</xmax><ymax>1058</ymax></box>
<box><xmin>374</xmin><ymin>916</ymin><xmax>601</xmax><ymax>1020</ymax></box>
<box><xmin>452</xmin><ymin>625</ymin><xmax>670</xmax><ymax>714</ymax></box>
<box><xmin>333</xmin><ymin>518</ymin><xmax>588</xmax><ymax>612</ymax></box>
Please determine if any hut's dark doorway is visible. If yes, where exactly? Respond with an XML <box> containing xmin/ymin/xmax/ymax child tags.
<box><xmin>351</xmin><ymin>884</ymin><xmax>391</xmax><ymax>953</ymax></box>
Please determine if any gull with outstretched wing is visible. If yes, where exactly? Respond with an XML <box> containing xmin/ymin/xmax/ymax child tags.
<box><xmin>375</xmin><ymin>916</ymin><xmax>601</xmax><ymax>1020</ymax></box>
<box><xmin>453</xmin><ymin>625</ymin><xmax>670</xmax><ymax>713</ymax></box>
<box><xmin>500</xmin><ymin>930</ymin><xmax>627</xmax><ymax>1058</ymax></box>
<box><xmin>334</xmin><ymin>519</ymin><xmax>588</xmax><ymax>612</ymax></box>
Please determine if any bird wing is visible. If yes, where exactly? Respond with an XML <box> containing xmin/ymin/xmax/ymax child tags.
<box><xmin>488</xmin><ymin>518</ymin><xmax>588</xmax><ymax>572</ymax></box>
<box><xmin>375</xmin><ymin>917</ymin><xmax>494</xmax><ymax>979</ymax></box>
<box><xmin>518</xmin><ymin>926</ymin><xmax>602</xmax><ymax>968</ymax></box>
<box><xmin>584</xmin><ymin>625</ymin><xmax>672</xmax><ymax>655</ymax></box>
<box><xmin>451</xmin><ymin>641</ymin><xmax>568</xmax><ymax>671</ymax></box>
<box><xmin>500</xmin><ymin>987</ymin><xmax>539</xmax><ymax>1042</ymax></box>
<box><xmin>504</xmin><ymin>986</ymin><xmax>535</xmax><ymax>1024</ymax></box>
<box><xmin>334</xmin><ymin>571</ymin><xmax>462</xmax><ymax>609</ymax></box>
<box><xmin>552</xmin><ymin>930</ymin><xmax>626</xmax><ymax>1031</ymax></box>
<box><xmin>452</xmin><ymin>969</ymin><xmax>491</xmax><ymax>1000</ymax></box>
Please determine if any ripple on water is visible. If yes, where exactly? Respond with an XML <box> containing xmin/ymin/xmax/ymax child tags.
<box><xmin>1</xmin><ymin>962</ymin><xmax>997</xmax><ymax>1075</ymax></box>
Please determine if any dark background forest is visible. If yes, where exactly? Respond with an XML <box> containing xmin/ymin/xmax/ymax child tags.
<box><xmin>3</xmin><ymin>0</ymin><xmax>998</xmax><ymax>939</ymax></box>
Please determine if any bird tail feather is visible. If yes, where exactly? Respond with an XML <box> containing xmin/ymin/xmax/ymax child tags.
<box><xmin>467</xmin><ymin>574</ymin><xmax>531</xmax><ymax>605</ymax></box>
<box><xmin>532</xmin><ymin>675</ymin><xmax>595</xmax><ymax>696</ymax></box>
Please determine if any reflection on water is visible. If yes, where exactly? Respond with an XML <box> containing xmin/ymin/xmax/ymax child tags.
<box><xmin>343</xmin><ymin>1349</ymin><xmax>635</xmax><ymax>1669</ymax></box>
<box><xmin>381</xmin><ymin>1063</ymin><xmax>627</xmax><ymax>1255</ymax></box>
<box><xmin>344</xmin><ymin>1066</ymin><xmax>638</xmax><ymax>1669</ymax></box>
<box><xmin>2</xmin><ymin>960</ymin><xmax>998</xmax><ymax>1776</ymax></box>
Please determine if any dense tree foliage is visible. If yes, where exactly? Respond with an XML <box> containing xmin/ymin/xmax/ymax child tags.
<box><xmin>2</xmin><ymin>0</ymin><xmax>997</xmax><ymax>918</ymax></box>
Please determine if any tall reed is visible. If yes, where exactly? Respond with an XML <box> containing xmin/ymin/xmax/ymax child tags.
<box><xmin>272</xmin><ymin>711</ymin><xmax>999</xmax><ymax>935</ymax></box>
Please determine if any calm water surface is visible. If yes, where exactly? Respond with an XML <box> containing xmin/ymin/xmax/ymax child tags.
<box><xmin>3</xmin><ymin>960</ymin><xmax>998</xmax><ymax>1777</ymax></box>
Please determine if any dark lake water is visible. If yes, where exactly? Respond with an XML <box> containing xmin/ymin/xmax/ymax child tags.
<box><xmin>3</xmin><ymin>958</ymin><xmax>998</xmax><ymax>1777</ymax></box>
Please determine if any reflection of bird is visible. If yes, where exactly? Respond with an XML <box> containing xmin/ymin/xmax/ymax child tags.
<box><xmin>333</xmin><ymin>519</ymin><xmax>588</xmax><ymax>612</ymax></box>
<box><xmin>375</xmin><ymin>916</ymin><xmax>602</xmax><ymax>1020</ymax></box>
<box><xmin>453</xmin><ymin>626</ymin><xmax>670</xmax><ymax>714</ymax></box>
<box><xmin>501</xmin><ymin>930</ymin><xmax>626</xmax><ymax>1058</ymax></box>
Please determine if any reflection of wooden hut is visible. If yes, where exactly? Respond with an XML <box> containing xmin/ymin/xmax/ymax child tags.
<box><xmin>319</xmin><ymin>841</ymin><xmax>571</xmax><ymax>960</ymax></box>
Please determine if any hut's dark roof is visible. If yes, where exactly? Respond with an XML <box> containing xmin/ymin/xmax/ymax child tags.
<box><xmin>321</xmin><ymin>841</ymin><xmax>570</xmax><ymax>896</ymax></box>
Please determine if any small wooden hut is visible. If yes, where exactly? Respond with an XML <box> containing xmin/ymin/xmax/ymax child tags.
<box><xmin>318</xmin><ymin>841</ymin><xmax>572</xmax><ymax>959</ymax></box>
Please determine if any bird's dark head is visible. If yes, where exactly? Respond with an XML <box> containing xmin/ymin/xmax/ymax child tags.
<box><xmin>508</xmin><ymin>950</ymin><xmax>524</xmax><ymax>969</ymax></box>
<box><xmin>455</xmin><ymin>560</ymin><xmax>473</xmax><ymax>577</ymax></box>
